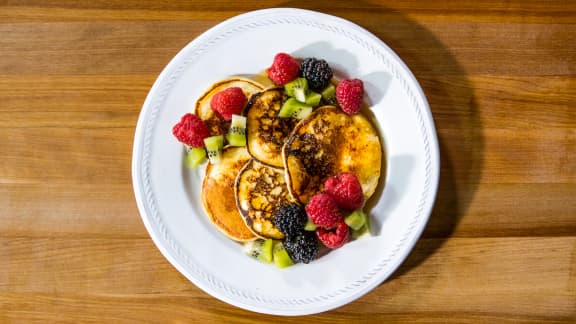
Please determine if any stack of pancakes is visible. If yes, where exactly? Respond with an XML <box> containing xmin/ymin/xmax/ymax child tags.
<box><xmin>197</xmin><ymin>77</ymin><xmax>382</xmax><ymax>242</ymax></box>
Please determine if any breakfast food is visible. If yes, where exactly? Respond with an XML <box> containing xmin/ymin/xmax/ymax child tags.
<box><xmin>201</xmin><ymin>147</ymin><xmax>256</xmax><ymax>242</ymax></box>
<box><xmin>172</xmin><ymin>52</ymin><xmax>382</xmax><ymax>268</ymax></box>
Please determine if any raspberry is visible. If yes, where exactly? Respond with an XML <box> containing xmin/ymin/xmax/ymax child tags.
<box><xmin>300</xmin><ymin>58</ymin><xmax>333</xmax><ymax>91</ymax></box>
<box><xmin>273</xmin><ymin>203</ymin><xmax>308</xmax><ymax>238</ymax></box>
<box><xmin>284</xmin><ymin>231</ymin><xmax>318</xmax><ymax>264</ymax></box>
<box><xmin>210</xmin><ymin>87</ymin><xmax>247</xmax><ymax>121</ymax></box>
<box><xmin>316</xmin><ymin>220</ymin><xmax>349</xmax><ymax>249</ymax></box>
<box><xmin>324</xmin><ymin>173</ymin><xmax>364</xmax><ymax>210</ymax></box>
<box><xmin>336</xmin><ymin>79</ymin><xmax>364</xmax><ymax>115</ymax></box>
<box><xmin>267</xmin><ymin>53</ymin><xmax>300</xmax><ymax>85</ymax></box>
<box><xmin>172</xmin><ymin>113</ymin><xmax>210</xmax><ymax>148</ymax></box>
<box><xmin>305</xmin><ymin>193</ymin><xmax>343</xmax><ymax>229</ymax></box>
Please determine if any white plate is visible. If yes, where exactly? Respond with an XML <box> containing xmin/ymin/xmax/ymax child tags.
<box><xmin>132</xmin><ymin>8</ymin><xmax>439</xmax><ymax>316</ymax></box>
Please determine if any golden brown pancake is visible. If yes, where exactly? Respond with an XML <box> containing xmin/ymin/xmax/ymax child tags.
<box><xmin>283</xmin><ymin>106</ymin><xmax>382</xmax><ymax>205</ymax></box>
<box><xmin>235</xmin><ymin>159</ymin><xmax>296</xmax><ymax>239</ymax></box>
<box><xmin>201</xmin><ymin>147</ymin><xmax>256</xmax><ymax>241</ymax></box>
<box><xmin>195</xmin><ymin>77</ymin><xmax>264</xmax><ymax>137</ymax></box>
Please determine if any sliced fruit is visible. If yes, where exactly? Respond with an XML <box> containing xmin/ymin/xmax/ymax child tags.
<box><xmin>284</xmin><ymin>77</ymin><xmax>308</xmax><ymax>102</ymax></box>
<box><xmin>201</xmin><ymin>147</ymin><xmax>256</xmax><ymax>242</ymax></box>
<box><xmin>304</xmin><ymin>219</ymin><xmax>318</xmax><ymax>231</ymax></box>
<box><xmin>278</xmin><ymin>98</ymin><xmax>313</xmax><ymax>119</ymax></box>
<box><xmin>227</xmin><ymin>114</ymin><xmax>247</xmax><ymax>146</ymax></box>
<box><xmin>273</xmin><ymin>241</ymin><xmax>294</xmax><ymax>268</ymax></box>
<box><xmin>321</xmin><ymin>84</ymin><xmax>336</xmax><ymax>104</ymax></box>
<box><xmin>283</xmin><ymin>106</ymin><xmax>382</xmax><ymax>205</ymax></box>
<box><xmin>185</xmin><ymin>146</ymin><xmax>207</xmax><ymax>168</ymax></box>
<box><xmin>304</xmin><ymin>91</ymin><xmax>322</xmax><ymax>106</ymax></box>
<box><xmin>345</xmin><ymin>209</ymin><xmax>366</xmax><ymax>231</ymax></box>
<box><xmin>204</xmin><ymin>135</ymin><xmax>224</xmax><ymax>164</ymax></box>
<box><xmin>243</xmin><ymin>239</ymin><xmax>274</xmax><ymax>264</ymax></box>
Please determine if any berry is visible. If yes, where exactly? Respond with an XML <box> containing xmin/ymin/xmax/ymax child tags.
<box><xmin>284</xmin><ymin>231</ymin><xmax>318</xmax><ymax>264</ymax></box>
<box><xmin>324</xmin><ymin>173</ymin><xmax>365</xmax><ymax>210</ymax></box>
<box><xmin>300</xmin><ymin>58</ymin><xmax>333</xmax><ymax>91</ymax></box>
<box><xmin>273</xmin><ymin>203</ymin><xmax>308</xmax><ymax>238</ymax></box>
<box><xmin>305</xmin><ymin>193</ymin><xmax>343</xmax><ymax>229</ymax></box>
<box><xmin>316</xmin><ymin>220</ymin><xmax>349</xmax><ymax>249</ymax></box>
<box><xmin>210</xmin><ymin>87</ymin><xmax>247</xmax><ymax>121</ymax></box>
<box><xmin>172</xmin><ymin>113</ymin><xmax>210</xmax><ymax>148</ymax></box>
<box><xmin>336</xmin><ymin>79</ymin><xmax>364</xmax><ymax>115</ymax></box>
<box><xmin>267</xmin><ymin>53</ymin><xmax>300</xmax><ymax>85</ymax></box>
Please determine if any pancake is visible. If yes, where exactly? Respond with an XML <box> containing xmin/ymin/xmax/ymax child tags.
<box><xmin>235</xmin><ymin>159</ymin><xmax>296</xmax><ymax>239</ymax></box>
<box><xmin>283</xmin><ymin>106</ymin><xmax>382</xmax><ymax>205</ymax></box>
<box><xmin>195</xmin><ymin>77</ymin><xmax>264</xmax><ymax>137</ymax></box>
<box><xmin>245</xmin><ymin>88</ymin><xmax>299</xmax><ymax>168</ymax></box>
<box><xmin>201</xmin><ymin>146</ymin><xmax>256</xmax><ymax>242</ymax></box>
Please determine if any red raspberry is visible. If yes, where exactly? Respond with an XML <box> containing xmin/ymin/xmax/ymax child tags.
<box><xmin>172</xmin><ymin>113</ymin><xmax>210</xmax><ymax>148</ymax></box>
<box><xmin>324</xmin><ymin>173</ymin><xmax>365</xmax><ymax>210</ymax></box>
<box><xmin>267</xmin><ymin>53</ymin><xmax>300</xmax><ymax>85</ymax></box>
<box><xmin>336</xmin><ymin>79</ymin><xmax>364</xmax><ymax>115</ymax></box>
<box><xmin>316</xmin><ymin>220</ymin><xmax>349</xmax><ymax>249</ymax></box>
<box><xmin>305</xmin><ymin>193</ymin><xmax>343</xmax><ymax>229</ymax></box>
<box><xmin>210</xmin><ymin>87</ymin><xmax>247</xmax><ymax>121</ymax></box>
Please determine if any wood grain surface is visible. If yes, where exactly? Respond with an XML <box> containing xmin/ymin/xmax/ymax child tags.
<box><xmin>1</xmin><ymin>1</ymin><xmax>575</xmax><ymax>322</ymax></box>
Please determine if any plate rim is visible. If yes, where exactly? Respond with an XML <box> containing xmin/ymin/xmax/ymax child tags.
<box><xmin>132</xmin><ymin>8</ymin><xmax>440</xmax><ymax>316</ymax></box>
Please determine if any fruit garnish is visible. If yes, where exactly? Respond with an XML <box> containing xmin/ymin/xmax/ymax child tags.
<box><xmin>273</xmin><ymin>241</ymin><xmax>294</xmax><ymax>268</ymax></box>
<box><xmin>226</xmin><ymin>114</ymin><xmax>247</xmax><ymax>146</ymax></box>
<box><xmin>185</xmin><ymin>147</ymin><xmax>207</xmax><ymax>168</ymax></box>
<box><xmin>172</xmin><ymin>113</ymin><xmax>210</xmax><ymax>148</ymax></box>
<box><xmin>284</xmin><ymin>231</ymin><xmax>318</xmax><ymax>264</ymax></box>
<box><xmin>304</xmin><ymin>91</ymin><xmax>322</xmax><ymax>106</ymax></box>
<box><xmin>210</xmin><ymin>87</ymin><xmax>247</xmax><ymax>121</ymax></box>
<box><xmin>304</xmin><ymin>219</ymin><xmax>317</xmax><ymax>231</ymax></box>
<box><xmin>305</xmin><ymin>193</ymin><xmax>343</xmax><ymax>229</ymax></box>
<box><xmin>267</xmin><ymin>53</ymin><xmax>300</xmax><ymax>85</ymax></box>
<box><xmin>316</xmin><ymin>220</ymin><xmax>349</xmax><ymax>249</ymax></box>
<box><xmin>273</xmin><ymin>203</ymin><xmax>308</xmax><ymax>238</ymax></box>
<box><xmin>203</xmin><ymin>135</ymin><xmax>224</xmax><ymax>164</ymax></box>
<box><xmin>321</xmin><ymin>84</ymin><xmax>336</xmax><ymax>105</ymax></box>
<box><xmin>278</xmin><ymin>98</ymin><xmax>313</xmax><ymax>119</ymax></box>
<box><xmin>324</xmin><ymin>173</ymin><xmax>365</xmax><ymax>210</ymax></box>
<box><xmin>344</xmin><ymin>209</ymin><xmax>367</xmax><ymax>231</ymax></box>
<box><xmin>300</xmin><ymin>58</ymin><xmax>333</xmax><ymax>91</ymax></box>
<box><xmin>243</xmin><ymin>239</ymin><xmax>274</xmax><ymax>264</ymax></box>
<box><xmin>336</xmin><ymin>79</ymin><xmax>364</xmax><ymax>115</ymax></box>
<box><xmin>284</xmin><ymin>77</ymin><xmax>309</xmax><ymax>102</ymax></box>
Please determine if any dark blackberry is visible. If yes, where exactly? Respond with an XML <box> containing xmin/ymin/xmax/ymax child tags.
<box><xmin>300</xmin><ymin>58</ymin><xmax>333</xmax><ymax>91</ymax></box>
<box><xmin>284</xmin><ymin>231</ymin><xmax>319</xmax><ymax>264</ymax></box>
<box><xmin>273</xmin><ymin>203</ymin><xmax>307</xmax><ymax>238</ymax></box>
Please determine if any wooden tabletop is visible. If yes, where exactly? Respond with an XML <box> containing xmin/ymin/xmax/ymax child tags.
<box><xmin>1</xmin><ymin>1</ymin><xmax>575</xmax><ymax>322</ymax></box>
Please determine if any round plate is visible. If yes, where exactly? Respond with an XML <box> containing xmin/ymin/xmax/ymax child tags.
<box><xmin>132</xmin><ymin>8</ymin><xmax>439</xmax><ymax>316</ymax></box>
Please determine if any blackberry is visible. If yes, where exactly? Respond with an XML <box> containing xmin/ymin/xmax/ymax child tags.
<box><xmin>273</xmin><ymin>203</ymin><xmax>307</xmax><ymax>238</ymax></box>
<box><xmin>300</xmin><ymin>58</ymin><xmax>333</xmax><ymax>91</ymax></box>
<box><xmin>284</xmin><ymin>231</ymin><xmax>319</xmax><ymax>264</ymax></box>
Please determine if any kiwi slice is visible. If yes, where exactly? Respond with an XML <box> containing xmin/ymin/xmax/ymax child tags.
<box><xmin>243</xmin><ymin>239</ymin><xmax>274</xmax><ymax>264</ymax></box>
<box><xmin>273</xmin><ymin>241</ymin><xmax>294</xmax><ymax>269</ymax></box>
<box><xmin>185</xmin><ymin>146</ymin><xmax>206</xmax><ymax>168</ymax></box>
<box><xmin>227</xmin><ymin>114</ymin><xmax>247</xmax><ymax>146</ymax></box>
<box><xmin>304</xmin><ymin>219</ymin><xmax>317</xmax><ymax>231</ymax></box>
<box><xmin>278</xmin><ymin>98</ymin><xmax>313</xmax><ymax>119</ymax></box>
<box><xmin>321</xmin><ymin>84</ymin><xmax>336</xmax><ymax>104</ymax></box>
<box><xmin>304</xmin><ymin>91</ymin><xmax>322</xmax><ymax>107</ymax></box>
<box><xmin>345</xmin><ymin>210</ymin><xmax>367</xmax><ymax>231</ymax></box>
<box><xmin>351</xmin><ymin>213</ymin><xmax>372</xmax><ymax>239</ymax></box>
<box><xmin>284</xmin><ymin>77</ymin><xmax>308</xmax><ymax>102</ymax></box>
<box><xmin>203</xmin><ymin>135</ymin><xmax>224</xmax><ymax>164</ymax></box>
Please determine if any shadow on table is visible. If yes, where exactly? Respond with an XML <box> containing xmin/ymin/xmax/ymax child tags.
<box><xmin>278</xmin><ymin>1</ymin><xmax>485</xmax><ymax>280</ymax></box>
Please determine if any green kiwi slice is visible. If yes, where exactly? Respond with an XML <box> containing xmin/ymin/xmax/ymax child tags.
<box><xmin>304</xmin><ymin>91</ymin><xmax>322</xmax><ymax>107</ymax></box>
<box><xmin>321</xmin><ymin>84</ymin><xmax>336</xmax><ymax>104</ymax></box>
<box><xmin>226</xmin><ymin>114</ymin><xmax>247</xmax><ymax>146</ymax></box>
<box><xmin>243</xmin><ymin>239</ymin><xmax>274</xmax><ymax>264</ymax></box>
<box><xmin>185</xmin><ymin>146</ymin><xmax>206</xmax><ymax>168</ymax></box>
<box><xmin>345</xmin><ymin>210</ymin><xmax>367</xmax><ymax>231</ymax></box>
<box><xmin>273</xmin><ymin>241</ymin><xmax>294</xmax><ymax>268</ymax></box>
<box><xmin>203</xmin><ymin>135</ymin><xmax>224</xmax><ymax>164</ymax></box>
<box><xmin>284</xmin><ymin>77</ymin><xmax>309</xmax><ymax>102</ymax></box>
<box><xmin>278</xmin><ymin>98</ymin><xmax>313</xmax><ymax>119</ymax></box>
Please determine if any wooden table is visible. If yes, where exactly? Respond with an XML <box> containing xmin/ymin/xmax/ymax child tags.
<box><xmin>1</xmin><ymin>1</ymin><xmax>575</xmax><ymax>322</ymax></box>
